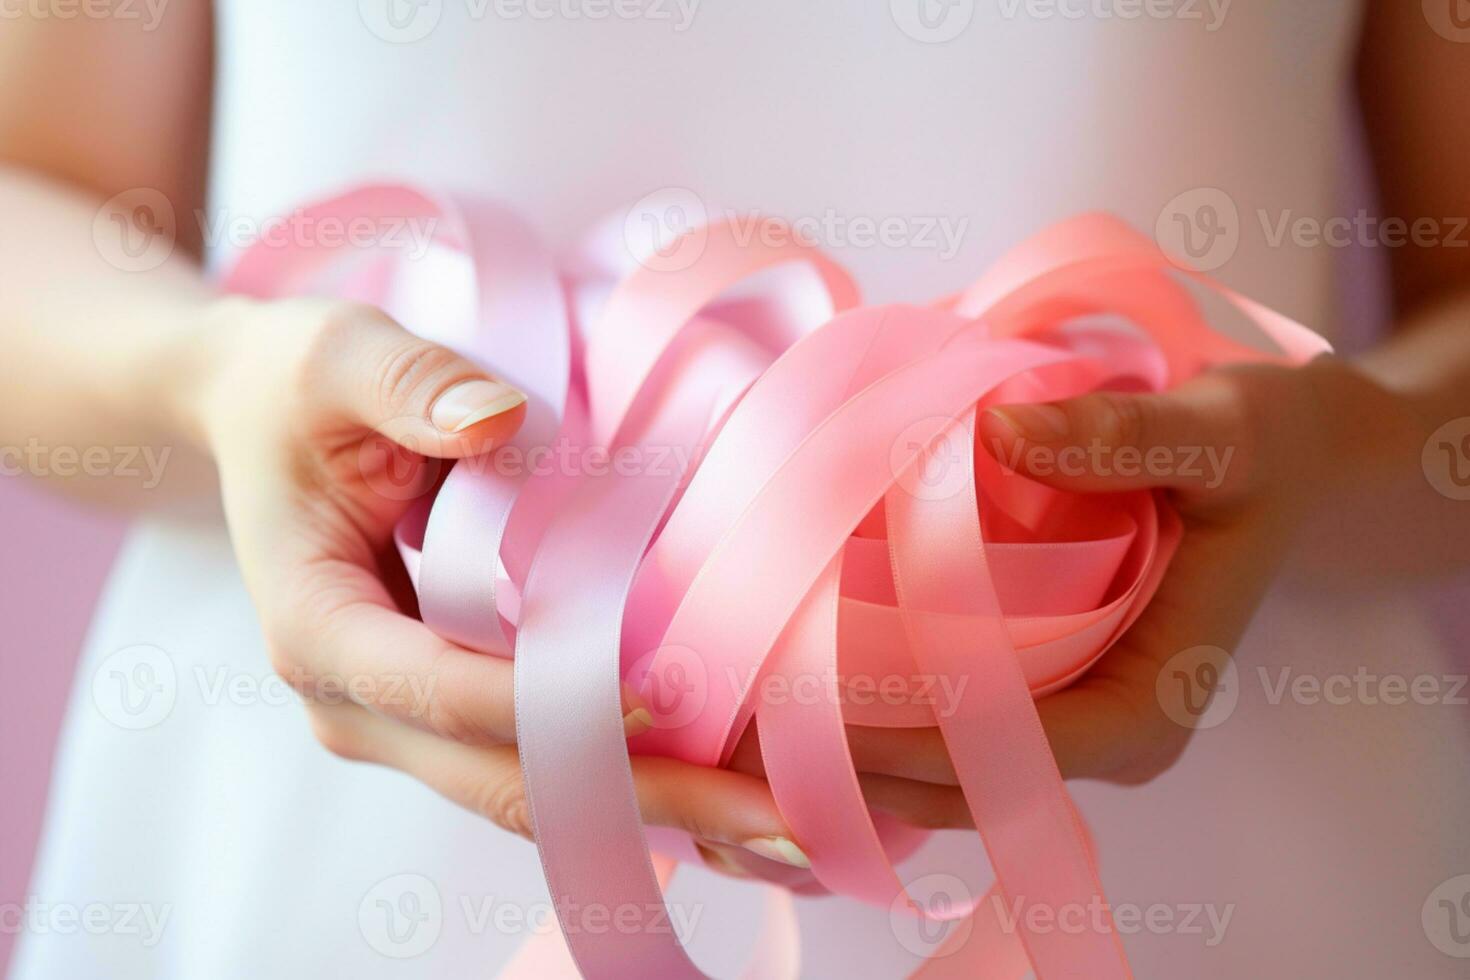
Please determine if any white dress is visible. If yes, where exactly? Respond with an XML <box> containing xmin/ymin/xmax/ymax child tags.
<box><xmin>16</xmin><ymin>2</ymin><xmax>1470</xmax><ymax>977</ymax></box>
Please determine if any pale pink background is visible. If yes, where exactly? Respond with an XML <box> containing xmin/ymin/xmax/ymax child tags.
<box><xmin>0</xmin><ymin>482</ymin><xmax>122</xmax><ymax>975</ymax></box>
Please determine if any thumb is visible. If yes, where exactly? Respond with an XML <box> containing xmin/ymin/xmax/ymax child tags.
<box><xmin>977</xmin><ymin>375</ymin><xmax>1254</xmax><ymax>500</ymax></box>
<box><xmin>331</xmin><ymin>304</ymin><xmax>528</xmax><ymax>460</ymax></box>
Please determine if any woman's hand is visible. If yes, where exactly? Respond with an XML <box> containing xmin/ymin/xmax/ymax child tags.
<box><xmin>185</xmin><ymin>296</ymin><xmax>809</xmax><ymax>868</ymax></box>
<box><xmin>728</xmin><ymin>357</ymin><xmax>1413</xmax><ymax>835</ymax></box>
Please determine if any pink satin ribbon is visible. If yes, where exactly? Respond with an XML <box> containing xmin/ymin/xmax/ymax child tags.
<box><xmin>226</xmin><ymin>185</ymin><xmax>1329</xmax><ymax>978</ymax></box>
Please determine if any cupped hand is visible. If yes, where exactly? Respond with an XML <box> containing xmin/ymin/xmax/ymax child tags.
<box><xmin>186</xmin><ymin>296</ymin><xmax>808</xmax><ymax>867</ymax></box>
<box><xmin>727</xmin><ymin>357</ymin><xmax>1395</xmax><ymax>837</ymax></box>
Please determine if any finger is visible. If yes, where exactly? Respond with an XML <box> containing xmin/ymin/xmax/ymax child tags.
<box><xmin>735</xmin><ymin>719</ymin><xmax>980</xmax><ymax>790</ymax></box>
<box><xmin>842</xmin><ymin>719</ymin><xmax>1120</xmax><ymax>788</ymax></box>
<box><xmin>218</xmin><ymin>447</ymin><xmax>522</xmax><ymax>746</ymax></box>
<box><xmin>858</xmin><ymin>773</ymin><xmax>973</xmax><ymax>830</ymax></box>
<box><xmin>840</xmin><ymin>692</ymin><xmax>1183</xmax><ymax>788</ymax></box>
<box><xmin>732</xmin><ymin>726</ymin><xmax>975</xmax><ymax>832</ymax></box>
<box><xmin>316</xmin><ymin>701</ymin><xmax>811</xmax><ymax>867</ymax></box>
<box><xmin>841</xmin><ymin>703</ymin><xmax>1165</xmax><ymax>787</ymax></box>
<box><xmin>278</xmin><ymin>554</ymin><xmax>520</xmax><ymax>745</ymax></box>
<box><xmin>844</xmin><ymin>725</ymin><xmax>958</xmax><ymax>786</ymax></box>
<box><xmin>1033</xmin><ymin>680</ymin><xmax>1168</xmax><ymax>783</ymax></box>
<box><xmin>1038</xmin><ymin>514</ymin><xmax>1281</xmax><ymax>783</ymax></box>
<box><xmin>309</xmin><ymin>300</ymin><xmax>529</xmax><ymax>458</ymax></box>
<box><xmin>977</xmin><ymin>371</ymin><xmax>1257</xmax><ymax>500</ymax></box>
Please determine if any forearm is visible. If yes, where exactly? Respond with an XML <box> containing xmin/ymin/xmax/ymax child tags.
<box><xmin>0</xmin><ymin>165</ymin><xmax>220</xmax><ymax>507</ymax></box>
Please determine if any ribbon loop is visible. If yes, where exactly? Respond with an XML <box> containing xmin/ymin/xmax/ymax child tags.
<box><xmin>225</xmin><ymin>186</ymin><xmax>1330</xmax><ymax>979</ymax></box>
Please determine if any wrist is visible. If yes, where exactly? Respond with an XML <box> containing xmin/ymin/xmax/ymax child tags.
<box><xmin>154</xmin><ymin>293</ymin><xmax>262</xmax><ymax>458</ymax></box>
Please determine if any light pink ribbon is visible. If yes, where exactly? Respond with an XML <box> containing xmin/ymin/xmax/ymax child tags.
<box><xmin>226</xmin><ymin>186</ymin><xmax>1329</xmax><ymax>978</ymax></box>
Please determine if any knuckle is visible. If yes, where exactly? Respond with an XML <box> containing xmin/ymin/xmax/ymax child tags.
<box><xmin>262</xmin><ymin>613</ymin><xmax>318</xmax><ymax>694</ymax></box>
<box><xmin>371</xmin><ymin>338</ymin><xmax>463</xmax><ymax>415</ymax></box>
<box><xmin>886</xmin><ymin>791</ymin><xmax>970</xmax><ymax>831</ymax></box>
<box><xmin>1094</xmin><ymin>391</ymin><xmax>1147</xmax><ymax>449</ymax></box>
<box><xmin>307</xmin><ymin>708</ymin><xmax>369</xmax><ymax>762</ymax></box>
<box><xmin>1083</xmin><ymin>667</ymin><xmax>1193</xmax><ymax>786</ymax></box>
<box><xmin>423</xmin><ymin>688</ymin><xmax>488</xmax><ymax>746</ymax></box>
<box><xmin>1210</xmin><ymin>370</ymin><xmax>1260</xmax><ymax>439</ymax></box>
<box><xmin>1117</xmin><ymin>730</ymin><xmax>1191</xmax><ymax>785</ymax></box>
<box><xmin>476</xmin><ymin>776</ymin><xmax>533</xmax><ymax>838</ymax></box>
<box><xmin>1120</xmin><ymin>711</ymin><xmax>1194</xmax><ymax>785</ymax></box>
<box><xmin>264</xmin><ymin>642</ymin><xmax>309</xmax><ymax>694</ymax></box>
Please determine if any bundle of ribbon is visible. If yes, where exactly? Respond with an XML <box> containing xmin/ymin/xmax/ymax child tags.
<box><xmin>226</xmin><ymin>185</ymin><xmax>1328</xmax><ymax>978</ymax></box>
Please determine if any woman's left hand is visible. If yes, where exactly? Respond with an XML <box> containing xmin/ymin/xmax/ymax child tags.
<box><xmin>721</xmin><ymin>356</ymin><xmax>1409</xmax><ymax>841</ymax></box>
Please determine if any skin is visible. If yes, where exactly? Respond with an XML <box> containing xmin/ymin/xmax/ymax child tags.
<box><xmin>1</xmin><ymin>1</ymin><xmax>1468</xmax><ymax>876</ymax></box>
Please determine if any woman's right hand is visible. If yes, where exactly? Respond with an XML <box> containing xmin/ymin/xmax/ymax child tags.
<box><xmin>185</xmin><ymin>295</ymin><xmax>808</xmax><ymax>870</ymax></box>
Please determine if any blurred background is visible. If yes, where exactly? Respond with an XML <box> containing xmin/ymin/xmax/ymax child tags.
<box><xmin>0</xmin><ymin>485</ymin><xmax>121</xmax><ymax>972</ymax></box>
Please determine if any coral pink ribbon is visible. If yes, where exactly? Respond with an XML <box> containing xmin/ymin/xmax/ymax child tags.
<box><xmin>226</xmin><ymin>185</ymin><xmax>1329</xmax><ymax>978</ymax></box>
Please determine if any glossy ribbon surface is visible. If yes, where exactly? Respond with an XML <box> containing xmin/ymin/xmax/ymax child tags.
<box><xmin>226</xmin><ymin>185</ymin><xmax>1329</xmax><ymax>978</ymax></box>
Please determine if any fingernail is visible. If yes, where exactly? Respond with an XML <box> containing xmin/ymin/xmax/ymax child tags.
<box><xmin>431</xmin><ymin>379</ymin><xmax>527</xmax><ymax>433</ymax></box>
<box><xmin>623</xmin><ymin>708</ymin><xmax>654</xmax><ymax>739</ymax></box>
<box><xmin>740</xmin><ymin>836</ymin><xmax>811</xmax><ymax>869</ymax></box>
<box><xmin>985</xmin><ymin>404</ymin><xmax>1070</xmax><ymax>442</ymax></box>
